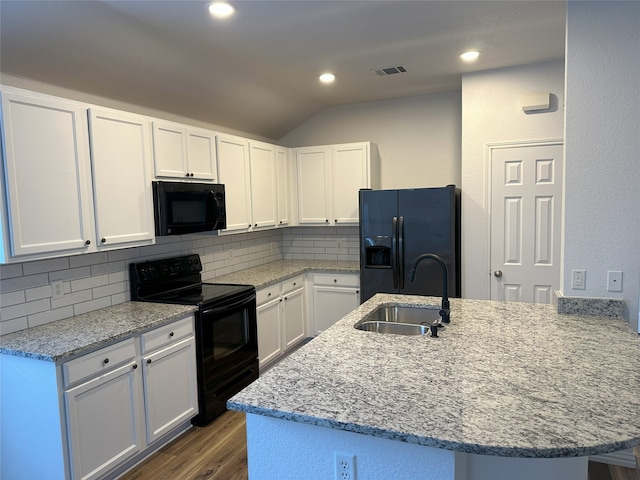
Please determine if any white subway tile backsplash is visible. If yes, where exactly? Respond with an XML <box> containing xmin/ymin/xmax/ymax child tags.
<box><xmin>49</xmin><ymin>266</ymin><xmax>92</xmax><ymax>282</ymax></box>
<box><xmin>28</xmin><ymin>306</ymin><xmax>74</xmax><ymax>328</ymax></box>
<box><xmin>0</xmin><ymin>273</ymin><xmax>49</xmax><ymax>294</ymax></box>
<box><xmin>0</xmin><ymin>316</ymin><xmax>28</xmax><ymax>335</ymax></box>
<box><xmin>1</xmin><ymin>290</ymin><xmax>25</xmax><ymax>307</ymax></box>
<box><xmin>2</xmin><ymin>298</ymin><xmax>51</xmax><ymax>320</ymax></box>
<box><xmin>51</xmin><ymin>289</ymin><xmax>93</xmax><ymax>309</ymax></box>
<box><xmin>73</xmin><ymin>297</ymin><xmax>112</xmax><ymax>316</ymax></box>
<box><xmin>25</xmin><ymin>285</ymin><xmax>52</xmax><ymax>302</ymax></box>
<box><xmin>0</xmin><ymin>227</ymin><xmax>358</xmax><ymax>333</ymax></box>
<box><xmin>0</xmin><ymin>263</ymin><xmax>23</xmax><ymax>279</ymax></box>
<box><xmin>22</xmin><ymin>257</ymin><xmax>70</xmax><ymax>275</ymax></box>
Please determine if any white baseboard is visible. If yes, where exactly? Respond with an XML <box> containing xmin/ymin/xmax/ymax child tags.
<box><xmin>590</xmin><ymin>449</ymin><xmax>636</xmax><ymax>469</ymax></box>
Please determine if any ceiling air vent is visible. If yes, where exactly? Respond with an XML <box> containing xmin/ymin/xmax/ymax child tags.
<box><xmin>373</xmin><ymin>65</ymin><xmax>408</xmax><ymax>76</ymax></box>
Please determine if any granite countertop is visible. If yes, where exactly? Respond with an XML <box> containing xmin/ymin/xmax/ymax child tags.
<box><xmin>209</xmin><ymin>259</ymin><xmax>359</xmax><ymax>289</ymax></box>
<box><xmin>228</xmin><ymin>294</ymin><xmax>640</xmax><ymax>458</ymax></box>
<box><xmin>0</xmin><ymin>302</ymin><xmax>196</xmax><ymax>362</ymax></box>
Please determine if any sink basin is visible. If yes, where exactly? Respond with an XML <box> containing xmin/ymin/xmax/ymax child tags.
<box><xmin>353</xmin><ymin>305</ymin><xmax>442</xmax><ymax>336</ymax></box>
<box><xmin>362</xmin><ymin>305</ymin><xmax>441</xmax><ymax>326</ymax></box>
<box><xmin>355</xmin><ymin>321</ymin><xmax>430</xmax><ymax>336</ymax></box>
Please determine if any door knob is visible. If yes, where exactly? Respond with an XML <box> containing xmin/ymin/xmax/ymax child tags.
<box><xmin>494</xmin><ymin>270</ymin><xmax>503</xmax><ymax>278</ymax></box>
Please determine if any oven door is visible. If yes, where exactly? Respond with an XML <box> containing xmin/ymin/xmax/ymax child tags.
<box><xmin>197</xmin><ymin>291</ymin><xmax>258</xmax><ymax>391</ymax></box>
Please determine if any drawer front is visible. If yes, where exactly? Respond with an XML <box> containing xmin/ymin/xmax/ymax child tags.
<box><xmin>63</xmin><ymin>338</ymin><xmax>136</xmax><ymax>387</ymax></box>
<box><xmin>313</xmin><ymin>273</ymin><xmax>359</xmax><ymax>288</ymax></box>
<box><xmin>141</xmin><ymin>315</ymin><xmax>194</xmax><ymax>354</ymax></box>
<box><xmin>281</xmin><ymin>275</ymin><xmax>305</xmax><ymax>294</ymax></box>
<box><xmin>257</xmin><ymin>284</ymin><xmax>281</xmax><ymax>305</ymax></box>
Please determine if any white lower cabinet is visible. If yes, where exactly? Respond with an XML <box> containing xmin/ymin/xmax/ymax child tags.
<box><xmin>141</xmin><ymin>318</ymin><xmax>198</xmax><ymax>444</ymax></box>
<box><xmin>311</xmin><ymin>273</ymin><xmax>360</xmax><ymax>335</ymax></box>
<box><xmin>256</xmin><ymin>276</ymin><xmax>306</xmax><ymax>369</ymax></box>
<box><xmin>63</xmin><ymin>315</ymin><xmax>197</xmax><ymax>480</ymax></box>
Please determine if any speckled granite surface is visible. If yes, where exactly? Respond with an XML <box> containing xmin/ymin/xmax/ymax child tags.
<box><xmin>0</xmin><ymin>302</ymin><xmax>196</xmax><ymax>362</ymax></box>
<box><xmin>555</xmin><ymin>290</ymin><xmax>625</xmax><ymax>316</ymax></box>
<box><xmin>209</xmin><ymin>260</ymin><xmax>359</xmax><ymax>289</ymax></box>
<box><xmin>228</xmin><ymin>294</ymin><xmax>640</xmax><ymax>458</ymax></box>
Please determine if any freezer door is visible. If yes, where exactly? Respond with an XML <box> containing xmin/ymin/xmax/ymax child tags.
<box><xmin>359</xmin><ymin>189</ymin><xmax>399</xmax><ymax>302</ymax></box>
<box><xmin>398</xmin><ymin>187</ymin><xmax>457</xmax><ymax>298</ymax></box>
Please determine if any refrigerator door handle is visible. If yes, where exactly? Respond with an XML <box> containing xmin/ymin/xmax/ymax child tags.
<box><xmin>392</xmin><ymin>216</ymin><xmax>398</xmax><ymax>288</ymax></box>
<box><xmin>398</xmin><ymin>216</ymin><xmax>405</xmax><ymax>289</ymax></box>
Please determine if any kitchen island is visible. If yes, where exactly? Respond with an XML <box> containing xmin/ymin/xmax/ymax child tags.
<box><xmin>228</xmin><ymin>294</ymin><xmax>640</xmax><ymax>480</ymax></box>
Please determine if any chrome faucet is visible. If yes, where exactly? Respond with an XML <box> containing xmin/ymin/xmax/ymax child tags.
<box><xmin>407</xmin><ymin>253</ymin><xmax>451</xmax><ymax>325</ymax></box>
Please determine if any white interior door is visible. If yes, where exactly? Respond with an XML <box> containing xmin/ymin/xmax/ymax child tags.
<box><xmin>490</xmin><ymin>143</ymin><xmax>563</xmax><ymax>303</ymax></box>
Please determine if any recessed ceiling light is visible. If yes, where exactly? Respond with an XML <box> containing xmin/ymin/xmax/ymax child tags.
<box><xmin>319</xmin><ymin>73</ymin><xmax>336</xmax><ymax>84</ymax></box>
<box><xmin>208</xmin><ymin>2</ymin><xmax>237</xmax><ymax>19</ymax></box>
<box><xmin>460</xmin><ymin>50</ymin><xmax>480</xmax><ymax>62</ymax></box>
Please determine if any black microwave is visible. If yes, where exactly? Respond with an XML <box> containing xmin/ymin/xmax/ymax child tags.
<box><xmin>152</xmin><ymin>181</ymin><xmax>226</xmax><ymax>236</ymax></box>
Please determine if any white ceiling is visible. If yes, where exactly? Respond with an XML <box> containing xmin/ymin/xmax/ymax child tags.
<box><xmin>0</xmin><ymin>1</ymin><xmax>566</xmax><ymax>140</ymax></box>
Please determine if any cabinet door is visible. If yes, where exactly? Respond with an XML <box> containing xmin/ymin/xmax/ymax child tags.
<box><xmin>186</xmin><ymin>128</ymin><xmax>217</xmax><ymax>181</ymax></box>
<box><xmin>152</xmin><ymin>121</ymin><xmax>189</xmax><ymax>179</ymax></box>
<box><xmin>249</xmin><ymin>142</ymin><xmax>277</xmax><ymax>229</ymax></box>
<box><xmin>89</xmin><ymin>108</ymin><xmax>155</xmax><ymax>248</ymax></box>
<box><xmin>217</xmin><ymin>134</ymin><xmax>252</xmax><ymax>233</ymax></box>
<box><xmin>275</xmin><ymin>147</ymin><xmax>290</xmax><ymax>227</ymax></box>
<box><xmin>296</xmin><ymin>147</ymin><xmax>331</xmax><ymax>225</ymax></box>
<box><xmin>142</xmin><ymin>336</ymin><xmax>198</xmax><ymax>444</ymax></box>
<box><xmin>313</xmin><ymin>286</ymin><xmax>359</xmax><ymax>335</ymax></box>
<box><xmin>257</xmin><ymin>297</ymin><xmax>283</xmax><ymax>368</ymax></box>
<box><xmin>332</xmin><ymin>143</ymin><xmax>369</xmax><ymax>224</ymax></box>
<box><xmin>65</xmin><ymin>361</ymin><xmax>143</xmax><ymax>480</ymax></box>
<box><xmin>283</xmin><ymin>287</ymin><xmax>305</xmax><ymax>350</ymax></box>
<box><xmin>0</xmin><ymin>91</ymin><xmax>94</xmax><ymax>259</ymax></box>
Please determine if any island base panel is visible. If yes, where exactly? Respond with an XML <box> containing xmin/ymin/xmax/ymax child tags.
<box><xmin>245</xmin><ymin>414</ymin><xmax>589</xmax><ymax>480</ymax></box>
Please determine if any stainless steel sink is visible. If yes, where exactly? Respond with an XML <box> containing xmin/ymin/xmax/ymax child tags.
<box><xmin>354</xmin><ymin>305</ymin><xmax>442</xmax><ymax>336</ymax></box>
<box><xmin>355</xmin><ymin>321</ymin><xmax>430</xmax><ymax>336</ymax></box>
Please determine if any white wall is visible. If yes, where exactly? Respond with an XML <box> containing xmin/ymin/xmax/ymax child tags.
<box><xmin>563</xmin><ymin>1</ymin><xmax>640</xmax><ymax>331</ymax></box>
<box><xmin>280</xmin><ymin>92</ymin><xmax>462</xmax><ymax>189</ymax></box>
<box><xmin>461</xmin><ymin>61</ymin><xmax>565</xmax><ymax>299</ymax></box>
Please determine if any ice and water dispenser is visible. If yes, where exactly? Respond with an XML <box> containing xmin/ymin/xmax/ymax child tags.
<box><xmin>363</xmin><ymin>236</ymin><xmax>392</xmax><ymax>268</ymax></box>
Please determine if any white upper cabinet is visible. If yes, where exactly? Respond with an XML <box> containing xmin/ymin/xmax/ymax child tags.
<box><xmin>152</xmin><ymin>121</ymin><xmax>217</xmax><ymax>181</ymax></box>
<box><xmin>0</xmin><ymin>89</ymin><xmax>95</xmax><ymax>262</ymax></box>
<box><xmin>248</xmin><ymin>141</ymin><xmax>277</xmax><ymax>230</ymax></box>
<box><xmin>88</xmin><ymin>108</ymin><xmax>155</xmax><ymax>249</ymax></box>
<box><xmin>295</xmin><ymin>142</ymin><xmax>379</xmax><ymax>226</ymax></box>
<box><xmin>217</xmin><ymin>133</ymin><xmax>252</xmax><ymax>233</ymax></box>
<box><xmin>275</xmin><ymin>147</ymin><xmax>290</xmax><ymax>227</ymax></box>
<box><xmin>295</xmin><ymin>146</ymin><xmax>332</xmax><ymax>225</ymax></box>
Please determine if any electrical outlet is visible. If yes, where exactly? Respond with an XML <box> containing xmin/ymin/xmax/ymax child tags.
<box><xmin>334</xmin><ymin>452</ymin><xmax>356</xmax><ymax>480</ymax></box>
<box><xmin>51</xmin><ymin>280</ymin><xmax>65</xmax><ymax>300</ymax></box>
<box><xmin>607</xmin><ymin>270</ymin><xmax>623</xmax><ymax>292</ymax></box>
<box><xmin>571</xmin><ymin>269</ymin><xmax>586</xmax><ymax>290</ymax></box>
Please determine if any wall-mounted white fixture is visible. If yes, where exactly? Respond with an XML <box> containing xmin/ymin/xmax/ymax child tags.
<box><xmin>208</xmin><ymin>1</ymin><xmax>237</xmax><ymax>19</ymax></box>
<box><xmin>521</xmin><ymin>92</ymin><xmax>550</xmax><ymax>112</ymax></box>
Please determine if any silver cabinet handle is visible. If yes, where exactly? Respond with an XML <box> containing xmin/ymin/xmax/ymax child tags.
<box><xmin>494</xmin><ymin>270</ymin><xmax>503</xmax><ymax>278</ymax></box>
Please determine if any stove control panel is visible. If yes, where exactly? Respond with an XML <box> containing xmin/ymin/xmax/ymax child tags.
<box><xmin>130</xmin><ymin>254</ymin><xmax>202</xmax><ymax>286</ymax></box>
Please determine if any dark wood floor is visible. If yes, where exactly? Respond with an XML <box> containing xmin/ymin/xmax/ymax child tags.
<box><xmin>120</xmin><ymin>410</ymin><xmax>638</xmax><ymax>480</ymax></box>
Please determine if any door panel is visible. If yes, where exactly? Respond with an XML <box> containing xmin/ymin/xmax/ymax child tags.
<box><xmin>490</xmin><ymin>144</ymin><xmax>563</xmax><ymax>303</ymax></box>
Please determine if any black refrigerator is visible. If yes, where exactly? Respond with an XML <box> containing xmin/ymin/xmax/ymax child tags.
<box><xmin>359</xmin><ymin>186</ymin><xmax>461</xmax><ymax>303</ymax></box>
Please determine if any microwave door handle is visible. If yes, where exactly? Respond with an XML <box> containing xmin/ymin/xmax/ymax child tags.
<box><xmin>208</xmin><ymin>190</ymin><xmax>221</xmax><ymax>229</ymax></box>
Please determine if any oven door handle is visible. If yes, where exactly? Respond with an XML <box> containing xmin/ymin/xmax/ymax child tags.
<box><xmin>200</xmin><ymin>295</ymin><xmax>255</xmax><ymax>316</ymax></box>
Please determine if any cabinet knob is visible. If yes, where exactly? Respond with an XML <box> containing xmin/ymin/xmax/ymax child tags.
<box><xmin>85</xmin><ymin>240</ymin><xmax>91</xmax><ymax>245</ymax></box>
<box><xmin>101</xmin><ymin>238</ymin><xmax>106</xmax><ymax>243</ymax></box>
<box><xmin>334</xmin><ymin>219</ymin><xmax>337</xmax><ymax>223</ymax></box>
<box><xmin>132</xmin><ymin>364</ymin><xmax>138</xmax><ymax>370</ymax></box>
<box><xmin>267</xmin><ymin>292</ymin><xmax>272</xmax><ymax>297</ymax></box>
<box><xmin>103</xmin><ymin>358</ymin><xmax>109</xmax><ymax>364</ymax></box>
<box><xmin>279</xmin><ymin>220</ymin><xmax>283</xmax><ymax>224</ymax></box>
<box><xmin>190</xmin><ymin>173</ymin><xmax>194</xmax><ymax>177</ymax></box>
<box><xmin>185</xmin><ymin>173</ymin><xmax>190</xmax><ymax>177</ymax></box>
<box><xmin>334</xmin><ymin>279</ymin><xmax>337</xmax><ymax>283</ymax></box>
<box><xmin>293</xmin><ymin>282</ymin><xmax>296</xmax><ymax>286</ymax></box>
<box><xmin>169</xmin><ymin>332</ymin><xmax>174</xmax><ymax>337</ymax></box>
<box><xmin>325</xmin><ymin>219</ymin><xmax>329</xmax><ymax>223</ymax></box>
<box><xmin>284</xmin><ymin>296</ymin><xmax>288</xmax><ymax>301</ymax></box>
<box><xmin>254</xmin><ymin>223</ymin><xmax>258</xmax><ymax>228</ymax></box>
<box><xmin>147</xmin><ymin>359</ymin><xmax>152</xmax><ymax>364</ymax></box>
